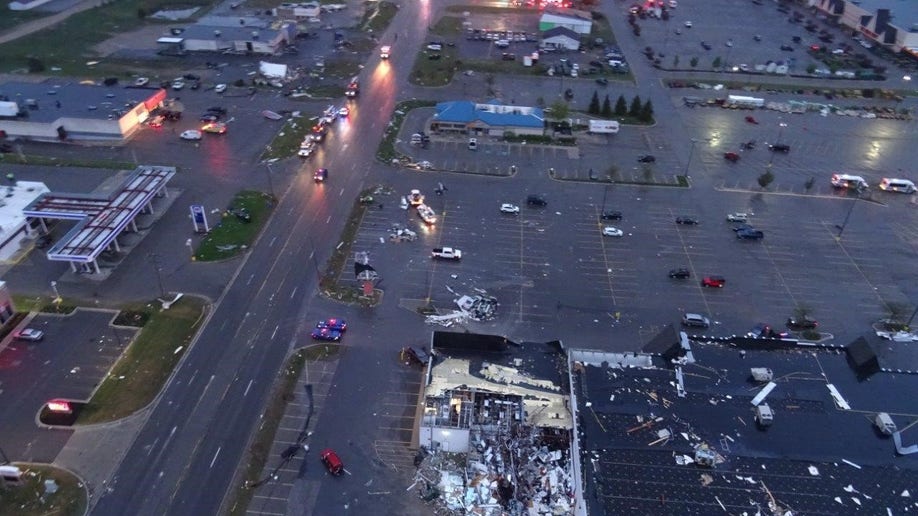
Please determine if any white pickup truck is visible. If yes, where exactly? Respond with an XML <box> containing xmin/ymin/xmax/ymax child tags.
<box><xmin>431</xmin><ymin>247</ymin><xmax>462</xmax><ymax>260</ymax></box>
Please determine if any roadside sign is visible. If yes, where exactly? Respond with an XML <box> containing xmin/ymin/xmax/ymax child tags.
<box><xmin>190</xmin><ymin>204</ymin><xmax>209</xmax><ymax>233</ymax></box>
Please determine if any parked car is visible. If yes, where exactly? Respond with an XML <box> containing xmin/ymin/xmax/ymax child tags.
<box><xmin>637</xmin><ymin>155</ymin><xmax>656</xmax><ymax>163</ymax></box>
<box><xmin>199</xmin><ymin>113</ymin><xmax>219</xmax><ymax>122</ymax></box>
<box><xmin>602</xmin><ymin>226</ymin><xmax>624</xmax><ymax>237</ymax></box>
<box><xmin>726</xmin><ymin>213</ymin><xmax>749</xmax><ymax>222</ymax></box>
<box><xmin>669</xmin><ymin>268</ymin><xmax>691</xmax><ymax>279</ymax></box>
<box><xmin>724</xmin><ymin>152</ymin><xmax>740</xmax><ymax>162</ymax></box>
<box><xmin>769</xmin><ymin>143</ymin><xmax>791</xmax><ymax>153</ymax></box>
<box><xmin>13</xmin><ymin>328</ymin><xmax>44</xmax><ymax>341</ymax></box>
<box><xmin>500</xmin><ymin>203</ymin><xmax>520</xmax><ymax>214</ymax></box>
<box><xmin>748</xmin><ymin>324</ymin><xmax>789</xmax><ymax>339</ymax></box>
<box><xmin>320</xmin><ymin>448</ymin><xmax>345</xmax><ymax>475</ymax></box>
<box><xmin>675</xmin><ymin>217</ymin><xmax>699</xmax><ymax>225</ymax></box>
<box><xmin>468</xmin><ymin>138</ymin><xmax>478</xmax><ymax>151</ymax></box>
<box><xmin>701</xmin><ymin>41</ymin><xmax>712</xmax><ymax>51</ymax></box>
<box><xmin>206</xmin><ymin>106</ymin><xmax>228</xmax><ymax>116</ymax></box>
<box><xmin>134</xmin><ymin>77</ymin><xmax>149</xmax><ymax>87</ymax></box>
<box><xmin>787</xmin><ymin>316</ymin><xmax>818</xmax><ymax>330</ymax></box>
<box><xmin>311</xmin><ymin>327</ymin><xmax>342</xmax><ymax>341</ymax></box>
<box><xmin>736</xmin><ymin>228</ymin><xmax>765</xmax><ymax>240</ymax></box>
<box><xmin>780</xmin><ymin>44</ymin><xmax>794</xmax><ymax>51</ymax></box>
<box><xmin>214</xmin><ymin>83</ymin><xmax>227</xmax><ymax>93</ymax></box>
<box><xmin>701</xmin><ymin>276</ymin><xmax>726</xmax><ymax>288</ymax></box>
<box><xmin>201</xmin><ymin>122</ymin><xmax>227</xmax><ymax>134</ymax></box>
<box><xmin>601</xmin><ymin>210</ymin><xmax>623</xmax><ymax>221</ymax></box>
<box><xmin>526</xmin><ymin>195</ymin><xmax>547</xmax><ymax>207</ymax></box>
<box><xmin>180</xmin><ymin>130</ymin><xmax>203</xmax><ymax>140</ymax></box>
<box><xmin>682</xmin><ymin>313</ymin><xmax>710</xmax><ymax>328</ymax></box>
<box><xmin>316</xmin><ymin>318</ymin><xmax>347</xmax><ymax>331</ymax></box>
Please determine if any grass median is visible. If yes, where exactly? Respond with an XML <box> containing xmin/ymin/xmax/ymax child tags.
<box><xmin>194</xmin><ymin>190</ymin><xmax>275</xmax><ymax>262</ymax></box>
<box><xmin>261</xmin><ymin>116</ymin><xmax>315</xmax><ymax>161</ymax></box>
<box><xmin>76</xmin><ymin>296</ymin><xmax>207</xmax><ymax>425</ymax></box>
<box><xmin>0</xmin><ymin>463</ymin><xmax>86</xmax><ymax>516</ymax></box>
<box><xmin>227</xmin><ymin>345</ymin><xmax>341</xmax><ymax>516</ymax></box>
<box><xmin>0</xmin><ymin>153</ymin><xmax>136</xmax><ymax>170</ymax></box>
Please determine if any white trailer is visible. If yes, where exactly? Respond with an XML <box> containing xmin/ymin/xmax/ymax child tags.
<box><xmin>588</xmin><ymin>120</ymin><xmax>620</xmax><ymax>134</ymax></box>
<box><xmin>726</xmin><ymin>95</ymin><xmax>765</xmax><ymax>108</ymax></box>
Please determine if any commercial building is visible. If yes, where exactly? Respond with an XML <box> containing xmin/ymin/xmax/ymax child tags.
<box><xmin>160</xmin><ymin>16</ymin><xmax>296</xmax><ymax>55</ymax></box>
<box><xmin>540</xmin><ymin>26</ymin><xmax>580</xmax><ymax>51</ymax></box>
<box><xmin>538</xmin><ymin>9</ymin><xmax>593</xmax><ymax>35</ymax></box>
<box><xmin>812</xmin><ymin>0</ymin><xmax>918</xmax><ymax>55</ymax></box>
<box><xmin>569</xmin><ymin>328</ymin><xmax>918</xmax><ymax>515</ymax></box>
<box><xmin>431</xmin><ymin>100</ymin><xmax>545</xmax><ymax>137</ymax></box>
<box><xmin>0</xmin><ymin>82</ymin><xmax>165</xmax><ymax>143</ymax></box>
<box><xmin>0</xmin><ymin>180</ymin><xmax>50</xmax><ymax>262</ymax></box>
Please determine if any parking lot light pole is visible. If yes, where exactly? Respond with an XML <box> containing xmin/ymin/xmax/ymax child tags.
<box><xmin>767</xmin><ymin>122</ymin><xmax>787</xmax><ymax>168</ymax></box>
<box><xmin>50</xmin><ymin>281</ymin><xmax>61</xmax><ymax>303</ymax></box>
<box><xmin>683</xmin><ymin>139</ymin><xmax>698</xmax><ymax>176</ymax></box>
<box><xmin>264</xmin><ymin>163</ymin><xmax>276</xmax><ymax>199</ymax></box>
<box><xmin>835</xmin><ymin>190</ymin><xmax>859</xmax><ymax>240</ymax></box>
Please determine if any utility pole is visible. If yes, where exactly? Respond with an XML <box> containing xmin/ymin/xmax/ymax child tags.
<box><xmin>148</xmin><ymin>253</ymin><xmax>167</xmax><ymax>297</ymax></box>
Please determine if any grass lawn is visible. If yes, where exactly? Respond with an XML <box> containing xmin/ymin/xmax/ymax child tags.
<box><xmin>376</xmin><ymin>99</ymin><xmax>436</xmax><ymax>163</ymax></box>
<box><xmin>227</xmin><ymin>345</ymin><xmax>341</xmax><ymax>516</ymax></box>
<box><xmin>76</xmin><ymin>296</ymin><xmax>206</xmax><ymax>425</ymax></box>
<box><xmin>261</xmin><ymin>116</ymin><xmax>316</xmax><ymax>161</ymax></box>
<box><xmin>195</xmin><ymin>190</ymin><xmax>276</xmax><ymax>261</ymax></box>
<box><xmin>0</xmin><ymin>0</ymin><xmax>212</xmax><ymax>75</ymax></box>
<box><xmin>0</xmin><ymin>463</ymin><xmax>86</xmax><ymax>516</ymax></box>
<box><xmin>359</xmin><ymin>1</ymin><xmax>398</xmax><ymax>33</ymax></box>
<box><xmin>0</xmin><ymin>153</ymin><xmax>136</xmax><ymax>170</ymax></box>
<box><xmin>0</xmin><ymin>7</ymin><xmax>44</xmax><ymax>34</ymax></box>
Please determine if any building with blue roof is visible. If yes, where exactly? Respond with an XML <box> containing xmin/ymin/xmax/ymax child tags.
<box><xmin>431</xmin><ymin>101</ymin><xmax>545</xmax><ymax>137</ymax></box>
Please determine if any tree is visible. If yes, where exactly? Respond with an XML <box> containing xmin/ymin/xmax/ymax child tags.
<box><xmin>137</xmin><ymin>7</ymin><xmax>146</xmax><ymax>18</ymax></box>
<box><xmin>690</xmin><ymin>57</ymin><xmax>698</xmax><ymax>68</ymax></box>
<box><xmin>588</xmin><ymin>91</ymin><xmax>601</xmax><ymax>114</ymax></box>
<box><xmin>27</xmin><ymin>57</ymin><xmax>45</xmax><ymax>73</ymax></box>
<box><xmin>614</xmin><ymin>95</ymin><xmax>627</xmax><ymax>116</ymax></box>
<box><xmin>601</xmin><ymin>95</ymin><xmax>612</xmax><ymax>117</ymax></box>
<box><xmin>806</xmin><ymin>64</ymin><xmax>817</xmax><ymax>74</ymax></box>
<box><xmin>547</xmin><ymin>99</ymin><xmax>570</xmax><ymax>124</ymax></box>
<box><xmin>640</xmin><ymin>99</ymin><xmax>654</xmax><ymax>122</ymax></box>
<box><xmin>712</xmin><ymin>57</ymin><xmax>722</xmax><ymax>69</ymax></box>
<box><xmin>628</xmin><ymin>95</ymin><xmax>642</xmax><ymax>117</ymax></box>
<box><xmin>757</xmin><ymin>171</ymin><xmax>775</xmax><ymax>189</ymax></box>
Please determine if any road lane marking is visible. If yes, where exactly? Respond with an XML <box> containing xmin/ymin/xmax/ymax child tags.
<box><xmin>271</xmin><ymin>325</ymin><xmax>279</xmax><ymax>339</ymax></box>
<box><xmin>210</xmin><ymin>446</ymin><xmax>221</xmax><ymax>468</ymax></box>
<box><xmin>339</xmin><ymin>188</ymin><xmax>345</xmax><ymax>197</ymax></box>
<box><xmin>269</xmin><ymin>236</ymin><xmax>277</xmax><ymax>247</ymax></box>
<box><xmin>247</xmin><ymin>274</ymin><xmax>255</xmax><ymax>285</ymax></box>
<box><xmin>289</xmin><ymin>286</ymin><xmax>297</xmax><ymax>299</ymax></box>
<box><xmin>326</xmin><ymin>215</ymin><xmax>331</xmax><ymax>224</ymax></box>
<box><xmin>244</xmin><ymin>379</ymin><xmax>253</xmax><ymax>397</ymax></box>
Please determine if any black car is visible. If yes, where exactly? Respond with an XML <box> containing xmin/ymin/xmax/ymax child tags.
<box><xmin>787</xmin><ymin>316</ymin><xmax>818</xmax><ymax>330</ymax></box>
<box><xmin>769</xmin><ymin>144</ymin><xmax>791</xmax><ymax>153</ymax></box>
<box><xmin>669</xmin><ymin>268</ymin><xmax>691</xmax><ymax>279</ymax></box>
<box><xmin>207</xmin><ymin>106</ymin><xmax>227</xmax><ymax>115</ymax></box>
<box><xmin>637</xmin><ymin>155</ymin><xmax>656</xmax><ymax>163</ymax></box>
<box><xmin>736</xmin><ymin>228</ymin><xmax>765</xmax><ymax>240</ymax></box>
<box><xmin>601</xmin><ymin>210</ymin><xmax>622</xmax><ymax>221</ymax></box>
<box><xmin>675</xmin><ymin>217</ymin><xmax>699</xmax><ymax>225</ymax></box>
<box><xmin>200</xmin><ymin>114</ymin><xmax>219</xmax><ymax>122</ymax></box>
<box><xmin>596</xmin><ymin>78</ymin><xmax>609</xmax><ymax>86</ymax></box>
<box><xmin>526</xmin><ymin>195</ymin><xmax>548</xmax><ymax>207</ymax></box>
<box><xmin>701</xmin><ymin>41</ymin><xmax>712</xmax><ymax>50</ymax></box>
<box><xmin>780</xmin><ymin>44</ymin><xmax>794</xmax><ymax>51</ymax></box>
<box><xmin>732</xmin><ymin>223</ymin><xmax>755</xmax><ymax>232</ymax></box>
<box><xmin>183</xmin><ymin>73</ymin><xmax>201</xmax><ymax>81</ymax></box>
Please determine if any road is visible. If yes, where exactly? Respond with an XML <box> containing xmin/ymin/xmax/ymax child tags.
<box><xmin>88</xmin><ymin>5</ymin><xmax>419</xmax><ymax>515</ymax></box>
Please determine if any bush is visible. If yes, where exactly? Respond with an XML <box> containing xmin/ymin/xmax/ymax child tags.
<box><xmin>27</xmin><ymin>57</ymin><xmax>45</xmax><ymax>73</ymax></box>
<box><xmin>757</xmin><ymin>171</ymin><xmax>775</xmax><ymax>189</ymax></box>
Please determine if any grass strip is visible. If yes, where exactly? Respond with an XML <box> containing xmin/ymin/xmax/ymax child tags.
<box><xmin>76</xmin><ymin>296</ymin><xmax>207</xmax><ymax>424</ymax></box>
<box><xmin>195</xmin><ymin>190</ymin><xmax>275</xmax><ymax>261</ymax></box>
<box><xmin>0</xmin><ymin>463</ymin><xmax>86</xmax><ymax>516</ymax></box>
<box><xmin>0</xmin><ymin>154</ymin><xmax>136</xmax><ymax>170</ymax></box>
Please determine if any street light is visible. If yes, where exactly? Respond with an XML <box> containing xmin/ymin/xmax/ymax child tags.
<box><xmin>264</xmin><ymin>163</ymin><xmax>276</xmax><ymax>199</ymax></box>
<box><xmin>148</xmin><ymin>253</ymin><xmax>167</xmax><ymax>297</ymax></box>
<box><xmin>767</xmin><ymin>122</ymin><xmax>787</xmax><ymax>168</ymax></box>
<box><xmin>835</xmin><ymin>189</ymin><xmax>860</xmax><ymax>240</ymax></box>
<box><xmin>50</xmin><ymin>281</ymin><xmax>61</xmax><ymax>303</ymax></box>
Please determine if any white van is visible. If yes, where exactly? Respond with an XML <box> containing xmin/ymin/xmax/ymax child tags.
<box><xmin>830</xmin><ymin>173</ymin><xmax>868</xmax><ymax>190</ymax></box>
<box><xmin>878</xmin><ymin>178</ymin><xmax>916</xmax><ymax>194</ymax></box>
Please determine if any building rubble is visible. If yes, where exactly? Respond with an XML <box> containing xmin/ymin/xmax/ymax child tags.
<box><xmin>413</xmin><ymin>426</ymin><xmax>574</xmax><ymax>515</ymax></box>
<box><xmin>424</xmin><ymin>289</ymin><xmax>499</xmax><ymax>327</ymax></box>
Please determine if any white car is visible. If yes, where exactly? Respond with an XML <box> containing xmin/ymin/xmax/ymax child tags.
<box><xmin>180</xmin><ymin>130</ymin><xmax>202</xmax><ymax>140</ymax></box>
<box><xmin>338</xmin><ymin>106</ymin><xmax>349</xmax><ymax>117</ymax></box>
<box><xmin>171</xmin><ymin>79</ymin><xmax>185</xmax><ymax>90</ymax></box>
<box><xmin>298</xmin><ymin>142</ymin><xmax>317</xmax><ymax>158</ymax></box>
<box><xmin>13</xmin><ymin>328</ymin><xmax>44</xmax><ymax>341</ymax></box>
<box><xmin>134</xmin><ymin>77</ymin><xmax>149</xmax><ymax>87</ymax></box>
<box><xmin>214</xmin><ymin>83</ymin><xmax>227</xmax><ymax>93</ymax></box>
<box><xmin>726</xmin><ymin>213</ymin><xmax>749</xmax><ymax>222</ymax></box>
<box><xmin>468</xmin><ymin>138</ymin><xmax>478</xmax><ymax>151</ymax></box>
<box><xmin>500</xmin><ymin>203</ymin><xmax>520</xmax><ymax>214</ymax></box>
<box><xmin>684</xmin><ymin>21</ymin><xmax>693</xmax><ymax>28</ymax></box>
<box><xmin>602</xmin><ymin>226</ymin><xmax>624</xmax><ymax>237</ymax></box>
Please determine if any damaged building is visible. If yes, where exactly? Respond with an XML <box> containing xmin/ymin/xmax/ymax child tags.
<box><xmin>415</xmin><ymin>331</ymin><xmax>578</xmax><ymax>515</ymax></box>
<box><xmin>569</xmin><ymin>327</ymin><xmax>918</xmax><ymax>515</ymax></box>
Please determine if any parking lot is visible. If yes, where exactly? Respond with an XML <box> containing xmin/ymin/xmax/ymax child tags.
<box><xmin>0</xmin><ymin>311</ymin><xmax>135</xmax><ymax>462</ymax></box>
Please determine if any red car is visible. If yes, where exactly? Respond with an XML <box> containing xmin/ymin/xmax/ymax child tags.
<box><xmin>320</xmin><ymin>448</ymin><xmax>344</xmax><ymax>475</ymax></box>
<box><xmin>724</xmin><ymin>152</ymin><xmax>740</xmax><ymax>162</ymax></box>
<box><xmin>701</xmin><ymin>276</ymin><xmax>726</xmax><ymax>288</ymax></box>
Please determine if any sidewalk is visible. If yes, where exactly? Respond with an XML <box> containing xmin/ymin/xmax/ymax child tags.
<box><xmin>0</xmin><ymin>0</ymin><xmax>104</xmax><ymax>46</ymax></box>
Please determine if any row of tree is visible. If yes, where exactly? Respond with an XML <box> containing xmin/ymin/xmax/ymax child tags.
<box><xmin>588</xmin><ymin>93</ymin><xmax>654</xmax><ymax>122</ymax></box>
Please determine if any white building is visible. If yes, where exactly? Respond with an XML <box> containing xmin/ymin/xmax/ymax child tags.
<box><xmin>0</xmin><ymin>180</ymin><xmax>50</xmax><ymax>261</ymax></box>
<box><xmin>538</xmin><ymin>9</ymin><xmax>592</xmax><ymax>35</ymax></box>
<box><xmin>275</xmin><ymin>2</ymin><xmax>320</xmax><ymax>19</ymax></box>
<box><xmin>541</xmin><ymin>26</ymin><xmax>581</xmax><ymax>51</ymax></box>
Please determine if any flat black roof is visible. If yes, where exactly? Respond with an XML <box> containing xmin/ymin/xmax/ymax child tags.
<box><xmin>574</xmin><ymin>343</ymin><xmax>918</xmax><ymax>515</ymax></box>
<box><xmin>0</xmin><ymin>81</ymin><xmax>158</xmax><ymax>123</ymax></box>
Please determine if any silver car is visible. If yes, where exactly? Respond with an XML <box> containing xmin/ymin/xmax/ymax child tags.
<box><xmin>681</xmin><ymin>313</ymin><xmax>710</xmax><ymax>328</ymax></box>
